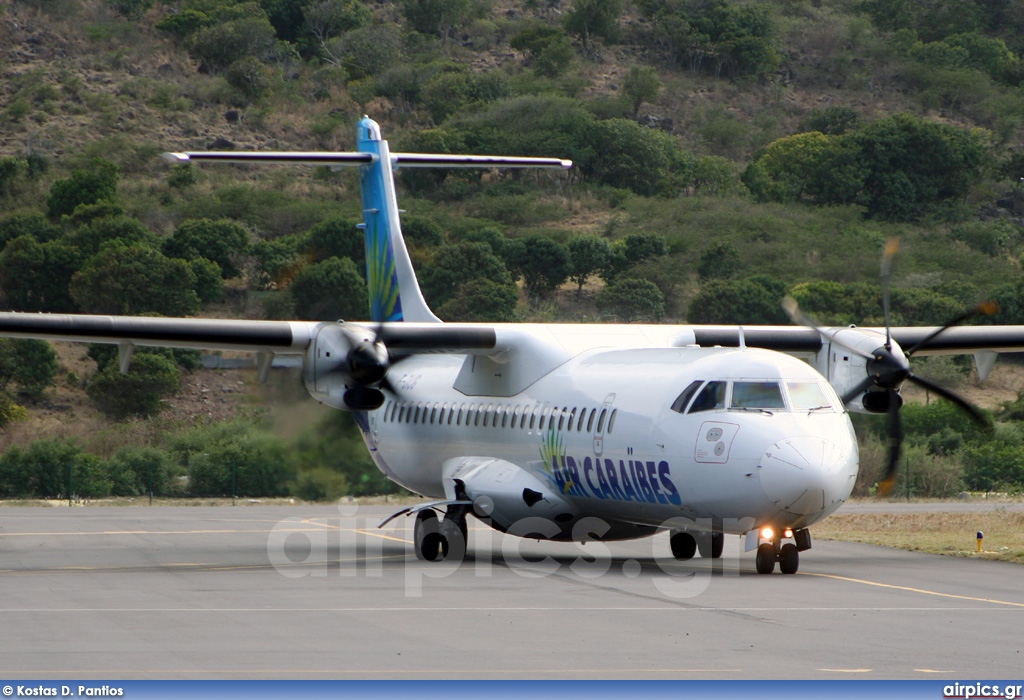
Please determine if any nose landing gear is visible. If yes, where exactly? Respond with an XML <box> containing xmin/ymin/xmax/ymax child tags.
<box><xmin>753</xmin><ymin>527</ymin><xmax>810</xmax><ymax>574</ymax></box>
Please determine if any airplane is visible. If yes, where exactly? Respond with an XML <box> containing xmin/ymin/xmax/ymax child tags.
<box><xmin>3</xmin><ymin>116</ymin><xmax>1024</xmax><ymax>575</ymax></box>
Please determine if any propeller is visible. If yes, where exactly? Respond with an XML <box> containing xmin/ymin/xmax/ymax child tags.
<box><xmin>785</xmin><ymin>239</ymin><xmax>996</xmax><ymax>497</ymax></box>
<box><xmin>340</xmin><ymin>324</ymin><xmax>413</xmax><ymax>410</ymax></box>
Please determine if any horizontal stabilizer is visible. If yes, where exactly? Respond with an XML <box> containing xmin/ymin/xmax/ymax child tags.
<box><xmin>391</xmin><ymin>153</ymin><xmax>572</xmax><ymax>169</ymax></box>
<box><xmin>161</xmin><ymin>151</ymin><xmax>571</xmax><ymax>170</ymax></box>
<box><xmin>161</xmin><ymin>151</ymin><xmax>374</xmax><ymax>166</ymax></box>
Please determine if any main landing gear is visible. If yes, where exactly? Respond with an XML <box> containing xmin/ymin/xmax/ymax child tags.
<box><xmin>413</xmin><ymin>505</ymin><xmax>469</xmax><ymax>563</ymax></box>
<box><xmin>670</xmin><ymin>530</ymin><xmax>724</xmax><ymax>560</ymax></box>
<box><xmin>754</xmin><ymin>526</ymin><xmax>811</xmax><ymax>575</ymax></box>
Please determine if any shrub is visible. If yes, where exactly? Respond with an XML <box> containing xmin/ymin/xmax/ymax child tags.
<box><xmin>87</xmin><ymin>353</ymin><xmax>182</xmax><ymax>420</ymax></box>
<box><xmin>596</xmin><ymin>277</ymin><xmax>665</xmax><ymax>322</ymax></box>
<box><xmin>46</xmin><ymin>158</ymin><xmax>119</xmax><ymax>218</ymax></box>
<box><xmin>290</xmin><ymin>256</ymin><xmax>368</xmax><ymax>321</ymax></box>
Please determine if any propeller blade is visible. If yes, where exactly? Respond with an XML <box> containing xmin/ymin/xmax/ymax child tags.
<box><xmin>782</xmin><ymin>296</ymin><xmax>873</xmax><ymax>360</ymax></box>
<box><xmin>904</xmin><ymin>301</ymin><xmax>1000</xmax><ymax>357</ymax></box>
<box><xmin>906</xmin><ymin>374</ymin><xmax>992</xmax><ymax>431</ymax></box>
<box><xmin>876</xmin><ymin>387</ymin><xmax>903</xmax><ymax>497</ymax></box>
<box><xmin>880</xmin><ymin>238</ymin><xmax>899</xmax><ymax>349</ymax></box>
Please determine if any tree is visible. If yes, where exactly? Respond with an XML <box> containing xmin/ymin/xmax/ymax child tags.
<box><xmin>798</xmin><ymin>106</ymin><xmax>863</xmax><ymax>136</ymax></box>
<box><xmin>604</xmin><ymin>231</ymin><xmax>668</xmax><ymax>280</ymax></box>
<box><xmin>70</xmin><ymin>246</ymin><xmax>200</xmax><ymax>317</ymax></box>
<box><xmin>224</xmin><ymin>56</ymin><xmax>274</xmax><ymax>103</ymax></box>
<box><xmin>697</xmin><ymin>241</ymin><xmax>741</xmax><ymax>281</ymax></box>
<box><xmin>564</xmin><ymin>0</ymin><xmax>622</xmax><ymax>53</ymax></box>
<box><xmin>104</xmin><ymin>0</ymin><xmax>153</xmax><ymax>19</ymax></box>
<box><xmin>596</xmin><ymin>277</ymin><xmax>665</xmax><ymax>322</ymax></box>
<box><xmin>436</xmin><ymin>278</ymin><xmax>519</xmax><ymax>322</ymax></box>
<box><xmin>511</xmin><ymin>22</ymin><xmax>575</xmax><ymax>77</ymax></box>
<box><xmin>187</xmin><ymin>13</ymin><xmax>279</xmax><ymax>74</ymax></box>
<box><xmin>306</xmin><ymin>0</ymin><xmax>371</xmax><ymax>61</ymax></box>
<box><xmin>107</xmin><ymin>446</ymin><xmax>175</xmax><ymax>497</ymax></box>
<box><xmin>849</xmin><ymin>114</ymin><xmax>987</xmax><ymax>221</ymax></box>
<box><xmin>743</xmin><ymin>131</ymin><xmax>848</xmax><ymax>203</ymax></box>
<box><xmin>290</xmin><ymin>256</ymin><xmax>368</xmax><ymax>321</ymax></box>
<box><xmin>567</xmin><ymin>235</ymin><xmax>613</xmax><ymax>296</ymax></box>
<box><xmin>504</xmin><ymin>235</ymin><xmax>571</xmax><ymax>302</ymax></box>
<box><xmin>184</xmin><ymin>423</ymin><xmax>293</xmax><ymax>497</ymax></box>
<box><xmin>588</xmin><ymin>118</ymin><xmax>693</xmax><ymax>196</ymax></box>
<box><xmin>164</xmin><ymin>218</ymin><xmax>251</xmax><ymax>278</ymax></box>
<box><xmin>68</xmin><ymin>215</ymin><xmax>158</xmax><ymax>258</ymax></box>
<box><xmin>0</xmin><ymin>439</ymin><xmax>110</xmax><ymax>499</ymax></box>
<box><xmin>0</xmin><ymin>213</ymin><xmax>62</xmax><ymax>249</ymax></box>
<box><xmin>87</xmin><ymin>353</ymin><xmax>182</xmax><ymax>420</ymax></box>
<box><xmin>46</xmin><ymin>159</ymin><xmax>119</xmax><ymax>218</ymax></box>
<box><xmin>687</xmin><ymin>275</ymin><xmax>788</xmax><ymax>324</ymax></box>
<box><xmin>330</xmin><ymin>24</ymin><xmax>403</xmax><ymax>78</ymax></box>
<box><xmin>0</xmin><ymin>235</ymin><xmax>82</xmax><ymax>312</ymax></box>
<box><xmin>401</xmin><ymin>0</ymin><xmax>474</xmax><ymax>40</ymax></box>
<box><xmin>622</xmin><ymin>64</ymin><xmax>661</xmax><ymax>117</ymax></box>
<box><xmin>420</xmin><ymin>242</ymin><xmax>512</xmax><ymax>308</ymax></box>
<box><xmin>190</xmin><ymin>258</ymin><xmax>225</xmax><ymax>304</ymax></box>
<box><xmin>0</xmin><ymin>339</ymin><xmax>58</xmax><ymax>397</ymax></box>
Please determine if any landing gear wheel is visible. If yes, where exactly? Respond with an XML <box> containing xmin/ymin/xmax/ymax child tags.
<box><xmin>697</xmin><ymin>531</ymin><xmax>724</xmax><ymax>559</ymax></box>
<box><xmin>439</xmin><ymin>517</ymin><xmax>467</xmax><ymax>563</ymax></box>
<box><xmin>414</xmin><ymin>509</ymin><xmax>441</xmax><ymax>561</ymax></box>
<box><xmin>755</xmin><ymin>542</ymin><xmax>776</xmax><ymax>575</ymax></box>
<box><xmin>670</xmin><ymin>532</ymin><xmax>697</xmax><ymax>560</ymax></box>
<box><xmin>779</xmin><ymin>543</ymin><xmax>799</xmax><ymax>574</ymax></box>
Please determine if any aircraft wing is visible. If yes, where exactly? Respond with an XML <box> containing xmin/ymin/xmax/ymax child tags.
<box><xmin>0</xmin><ymin>313</ymin><xmax>316</xmax><ymax>353</ymax></box>
<box><xmin>888</xmin><ymin>325</ymin><xmax>1024</xmax><ymax>355</ymax></box>
<box><xmin>683</xmin><ymin>325</ymin><xmax>1024</xmax><ymax>355</ymax></box>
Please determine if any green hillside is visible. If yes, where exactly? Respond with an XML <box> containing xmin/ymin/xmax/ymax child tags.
<box><xmin>2</xmin><ymin>0</ymin><xmax>1024</xmax><ymax>500</ymax></box>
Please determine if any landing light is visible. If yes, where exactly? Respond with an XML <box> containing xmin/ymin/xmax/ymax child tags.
<box><xmin>784</xmin><ymin>528</ymin><xmax>794</xmax><ymax>538</ymax></box>
<box><xmin>760</xmin><ymin>527</ymin><xmax>774</xmax><ymax>540</ymax></box>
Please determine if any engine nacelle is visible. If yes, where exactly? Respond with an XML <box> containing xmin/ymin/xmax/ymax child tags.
<box><xmin>815</xmin><ymin>326</ymin><xmax>907</xmax><ymax>414</ymax></box>
<box><xmin>304</xmin><ymin>322</ymin><xmax>388</xmax><ymax>410</ymax></box>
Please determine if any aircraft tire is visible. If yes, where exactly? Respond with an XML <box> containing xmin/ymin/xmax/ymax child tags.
<box><xmin>779</xmin><ymin>543</ymin><xmax>799</xmax><ymax>574</ymax></box>
<box><xmin>755</xmin><ymin>543</ymin><xmax>776</xmax><ymax>575</ymax></box>
<box><xmin>414</xmin><ymin>509</ymin><xmax>441</xmax><ymax>561</ymax></box>
<box><xmin>439</xmin><ymin>518</ymin><xmax>467</xmax><ymax>563</ymax></box>
<box><xmin>670</xmin><ymin>531</ymin><xmax>697</xmax><ymax>560</ymax></box>
<box><xmin>698</xmin><ymin>531</ymin><xmax>724</xmax><ymax>559</ymax></box>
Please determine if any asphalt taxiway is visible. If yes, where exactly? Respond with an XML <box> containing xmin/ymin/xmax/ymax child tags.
<box><xmin>0</xmin><ymin>504</ymin><xmax>1021</xmax><ymax>679</ymax></box>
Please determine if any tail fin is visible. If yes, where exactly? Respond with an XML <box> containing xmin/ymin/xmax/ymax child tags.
<box><xmin>355</xmin><ymin>117</ymin><xmax>439</xmax><ymax>324</ymax></box>
<box><xmin>164</xmin><ymin>117</ymin><xmax>571</xmax><ymax>324</ymax></box>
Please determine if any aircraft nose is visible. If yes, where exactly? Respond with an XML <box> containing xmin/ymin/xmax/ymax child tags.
<box><xmin>759</xmin><ymin>436</ymin><xmax>852</xmax><ymax>517</ymax></box>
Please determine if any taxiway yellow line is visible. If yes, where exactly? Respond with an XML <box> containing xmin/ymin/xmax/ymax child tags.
<box><xmin>801</xmin><ymin>571</ymin><xmax>1024</xmax><ymax>608</ymax></box>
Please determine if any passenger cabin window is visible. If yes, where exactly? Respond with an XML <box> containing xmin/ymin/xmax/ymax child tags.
<box><xmin>788</xmin><ymin>382</ymin><xmax>834</xmax><ymax>412</ymax></box>
<box><xmin>731</xmin><ymin>381</ymin><xmax>785</xmax><ymax>410</ymax></box>
<box><xmin>689</xmin><ymin>381</ymin><xmax>726</xmax><ymax>413</ymax></box>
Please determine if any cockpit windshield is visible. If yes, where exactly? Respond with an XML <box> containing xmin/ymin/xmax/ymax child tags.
<box><xmin>671</xmin><ymin>379</ymin><xmax>838</xmax><ymax>414</ymax></box>
<box><xmin>731</xmin><ymin>381</ymin><xmax>785</xmax><ymax>409</ymax></box>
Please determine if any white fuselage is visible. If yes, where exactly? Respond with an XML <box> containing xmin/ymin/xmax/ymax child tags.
<box><xmin>358</xmin><ymin>340</ymin><xmax>859</xmax><ymax>538</ymax></box>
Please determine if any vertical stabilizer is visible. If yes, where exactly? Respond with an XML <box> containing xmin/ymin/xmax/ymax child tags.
<box><xmin>356</xmin><ymin>117</ymin><xmax>441</xmax><ymax>324</ymax></box>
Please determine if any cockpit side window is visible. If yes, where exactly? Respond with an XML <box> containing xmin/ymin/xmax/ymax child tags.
<box><xmin>670</xmin><ymin>380</ymin><xmax>704</xmax><ymax>414</ymax></box>
<box><xmin>689</xmin><ymin>381</ymin><xmax>726</xmax><ymax>413</ymax></box>
<box><xmin>731</xmin><ymin>381</ymin><xmax>785</xmax><ymax>409</ymax></box>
